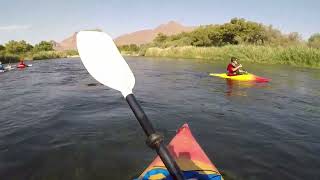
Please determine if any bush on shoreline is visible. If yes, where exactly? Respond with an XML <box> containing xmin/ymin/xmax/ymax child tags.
<box><xmin>0</xmin><ymin>53</ymin><xmax>20</xmax><ymax>64</ymax></box>
<box><xmin>32</xmin><ymin>51</ymin><xmax>65</xmax><ymax>60</ymax></box>
<box><xmin>32</xmin><ymin>50</ymin><xmax>79</xmax><ymax>60</ymax></box>
<box><xmin>0</xmin><ymin>50</ymin><xmax>79</xmax><ymax>63</ymax></box>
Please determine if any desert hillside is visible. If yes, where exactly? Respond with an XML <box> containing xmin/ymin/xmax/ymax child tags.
<box><xmin>115</xmin><ymin>21</ymin><xmax>195</xmax><ymax>45</ymax></box>
<box><xmin>53</xmin><ymin>32</ymin><xmax>77</xmax><ymax>51</ymax></box>
<box><xmin>53</xmin><ymin>21</ymin><xmax>195</xmax><ymax>50</ymax></box>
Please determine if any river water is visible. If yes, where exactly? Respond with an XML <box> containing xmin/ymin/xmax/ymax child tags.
<box><xmin>0</xmin><ymin>57</ymin><xmax>319</xmax><ymax>180</ymax></box>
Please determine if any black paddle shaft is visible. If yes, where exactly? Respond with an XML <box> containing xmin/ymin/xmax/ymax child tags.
<box><xmin>126</xmin><ymin>94</ymin><xmax>185</xmax><ymax>180</ymax></box>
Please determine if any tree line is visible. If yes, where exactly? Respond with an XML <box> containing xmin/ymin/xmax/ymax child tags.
<box><xmin>0</xmin><ymin>40</ymin><xmax>78</xmax><ymax>63</ymax></box>
<box><xmin>0</xmin><ymin>40</ymin><xmax>54</xmax><ymax>56</ymax></box>
<box><xmin>118</xmin><ymin>18</ymin><xmax>320</xmax><ymax>53</ymax></box>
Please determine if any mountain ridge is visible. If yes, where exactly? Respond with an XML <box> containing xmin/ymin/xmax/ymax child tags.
<box><xmin>53</xmin><ymin>21</ymin><xmax>195</xmax><ymax>51</ymax></box>
<box><xmin>114</xmin><ymin>21</ymin><xmax>195</xmax><ymax>45</ymax></box>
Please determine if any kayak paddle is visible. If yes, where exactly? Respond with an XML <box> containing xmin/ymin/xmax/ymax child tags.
<box><xmin>76</xmin><ymin>31</ymin><xmax>185</xmax><ymax>180</ymax></box>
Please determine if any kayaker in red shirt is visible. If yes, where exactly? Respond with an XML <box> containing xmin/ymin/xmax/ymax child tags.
<box><xmin>18</xmin><ymin>58</ymin><xmax>27</xmax><ymax>68</ymax></box>
<box><xmin>227</xmin><ymin>57</ymin><xmax>246</xmax><ymax>76</ymax></box>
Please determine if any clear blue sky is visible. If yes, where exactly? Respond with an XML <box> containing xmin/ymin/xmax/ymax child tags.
<box><xmin>0</xmin><ymin>0</ymin><xmax>319</xmax><ymax>44</ymax></box>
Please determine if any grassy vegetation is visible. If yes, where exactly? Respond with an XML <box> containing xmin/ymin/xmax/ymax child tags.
<box><xmin>32</xmin><ymin>51</ymin><xmax>66</xmax><ymax>60</ymax></box>
<box><xmin>0</xmin><ymin>53</ymin><xmax>20</xmax><ymax>64</ymax></box>
<box><xmin>145</xmin><ymin>45</ymin><xmax>320</xmax><ymax>68</ymax></box>
<box><xmin>32</xmin><ymin>50</ymin><xmax>79</xmax><ymax>60</ymax></box>
<box><xmin>0</xmin><ymin>50</ymin><xmax>79</xmax><ymax>63</ymax></box>
<box><xmin>117</xmin><ymin>44</ymin><xmax>141</xmax><ymax>56</ymax></box>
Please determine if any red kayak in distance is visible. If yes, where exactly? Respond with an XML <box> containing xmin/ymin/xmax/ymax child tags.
<box><xmin>17</xmin><ymin>64</ymin><xmax>27</xmax><ymax>68</ymax></box>
<box><xmin>17</xmin><ymin>63</ymin><xmax>32</xmax><ymax>69</ymax></box>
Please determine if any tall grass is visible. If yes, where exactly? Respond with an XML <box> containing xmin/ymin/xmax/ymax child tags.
<box><xmin>0</xmin><ymin>50</ymin><xmax>79</xmax><ymax>63</ymax></box>
<box><xmin>31</xmin><ymin>50</ymin><xmax>79</xmax><ymax>60</ymax></box>
<box><xmin>145</xmin><ymin>45</ymin><xmax>320</xmax><ymax>68</ymax></box>
<box><xmin>32</xmin><ymin>51</ymin><xmax>65</xmax><ymax>60</ymax></box>
<box><xmin>0</xmin><ymin>54</ymin><xmax>20</xmax><ymax>64</ymax></box>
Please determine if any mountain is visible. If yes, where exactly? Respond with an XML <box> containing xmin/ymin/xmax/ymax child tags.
<box><xmin>114</xmin><ymin>21</ymin><xmax>195</xmax><ymax>45</ymax></box>
<box><xmin>53</xmin><ymin>21</ymin><xmax>195</xmax><ymax>50</ymax></box>
<box><xmin>53</xmin><ymin>32</ymin><xmax>77</xmax><ymax>51</ymax></box>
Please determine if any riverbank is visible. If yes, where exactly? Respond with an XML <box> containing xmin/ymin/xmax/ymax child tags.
<box><xmin>143</xmin><ymin>45</ymin><xmax>320</xmax><ymax>69</ymax></box>
<box><xmin>32</xmin><ymin>50</ymin><xmax>78</xmax><ymax>60</ymax></box>
<box><xmin>0</xmin><ymin>50</ymin><xmax>79</xmax><ymax>63</ymax></box>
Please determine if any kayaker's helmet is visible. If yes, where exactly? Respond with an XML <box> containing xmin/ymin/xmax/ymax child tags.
<box><xmin>0</xmin><ymin>61</ymin><xmax>2</xmax><ymax>64</ymax></box>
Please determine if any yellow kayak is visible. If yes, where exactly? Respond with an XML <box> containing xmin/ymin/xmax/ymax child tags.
<box><xmin>210</xmin><ymin>73</ymin><xmax>270</xmax><ymax>82</ymax></box>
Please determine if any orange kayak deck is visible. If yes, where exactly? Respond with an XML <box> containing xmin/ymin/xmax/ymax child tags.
<box><xmin>135</xmin><ymin>124</ymin><xmax>223</xmax><ymax>180</ymax></box>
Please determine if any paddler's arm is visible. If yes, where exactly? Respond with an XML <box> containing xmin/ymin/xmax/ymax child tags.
<box><xmin>231</xmin><ymin>64</ymin><xmax>242</xmax><ymax>71</ymax></box>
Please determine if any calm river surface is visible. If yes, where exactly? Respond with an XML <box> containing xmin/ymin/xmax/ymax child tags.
<box><xmin>0</xmin><ymin>57</ymin><xmax>319</xmax><ymax>180</ymax></box>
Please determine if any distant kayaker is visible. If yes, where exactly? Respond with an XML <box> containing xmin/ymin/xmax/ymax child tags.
<box><xmin>227</xmin><ymin>57</ymin><xmax>246</xmax><ymax>76</ymax></box>
<box><xmin>17</xmin><ymin>58</ymin><xmax>27</xmax><ymax>68</ymax></box>
<box><xmin>0</xmin><ymin>61</ymin><xmax>4</xmax><ymax>70</ymax></box>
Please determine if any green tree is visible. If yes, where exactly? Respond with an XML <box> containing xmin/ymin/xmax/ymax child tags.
<box><xmin>154</xmin><ymin>33</ymin><xmax>168</xmax><ymax>46</ymax></box>
<box><xmin>128</xmin><ymin>44</ymin><xmax>139</xmax><ymax>51</ymax></box>
<box><xmin>33</xmin><ymin>41</ymin><xmax>54</xmax><ymax>52</ymax></box>
<box><xmin>151</xmin><ymin>18</ymin><xmax>303</xmax><ymax>48</ymax></box>
<box><xmin>288</xmin><ymin>32</ymin><xmax>301</xmax><ymax>42</ymax></box>
<box><xmin>5</xmin><ymin>40</ymin><xmax>33</xmax><ymax>54</ymax></box>
<box><xmin>308</xmin><ymin>33</ymin><xmax>320</xmax><ymax>49</ymax></box>
<box><xmin>189</xmin><ymin>25</ymin><xmax>215</xmax><ymax>46</ymax></box>
<box><xmin>118</xmin><ymin>44</ymin><xmax>139</xmax><ymax>52</ymax></box>
<box><xmin>0</xmin><ymin>44</ymin><xmax>5</xmax><ymax>52</ymax></box>
<box><xmin>220</xmin><ymin>18</ymin><xmax>267</xmax><ymax>45</ymax></box>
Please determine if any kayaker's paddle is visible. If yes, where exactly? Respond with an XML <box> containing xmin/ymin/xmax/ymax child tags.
<box><xmin>77</xmin><ymin>31</ymin><xmax>185</xmax><ymax>180</ymax></box>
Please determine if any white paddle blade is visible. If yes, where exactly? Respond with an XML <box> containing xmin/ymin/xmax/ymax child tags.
<box><xmin>77</xmin><ymin>31</ymin><xmax>135</xmax><ymax>97</ymax></box>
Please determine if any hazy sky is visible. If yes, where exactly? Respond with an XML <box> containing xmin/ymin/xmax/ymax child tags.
<box><xmin>0</xmin><ymin>0</ymin><xmax>319</xmax><ymax>44</ymax></box>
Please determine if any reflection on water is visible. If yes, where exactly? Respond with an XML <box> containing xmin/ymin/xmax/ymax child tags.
<box><xmin>225</xmin><ymin>79</ymin><xmax>270</xmax><ymax>97</ymax></box>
